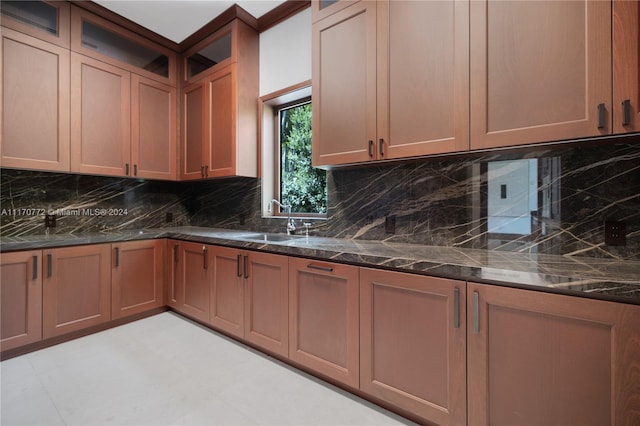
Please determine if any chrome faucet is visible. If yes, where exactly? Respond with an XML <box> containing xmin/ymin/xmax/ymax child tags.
<box><xmin>270</xmin><ymin>199</ymin><xmax>296</xmax><ymax>235</ymax></box>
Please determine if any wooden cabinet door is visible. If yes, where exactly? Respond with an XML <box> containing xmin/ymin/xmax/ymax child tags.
<box><xmin>209</xmin><ymin>245</ymin><xmax>244</xmax><ymax>337</ymax></box>
<box><xmin>311</xmin><ymin>0</ymin><xmax>358</xmax><ymax>23</ymax></box>
<box><xmin>312</xmin><ymin>1</ymin><xmax>377</xmax><ymax>167</ymax></box>
<box><xmin>42</xmin><ymin>244</ymin><xmax>111</xmax><ymax>339</ymax></box>
<box><xmin>378</xmin><ymin>0</ymin><xmax>469</xmax><ymax>159</ymax></box>
<box><xmin>613</xmin><ymin>0</ymin><xmax>640</xmax><ymax>133</ymax></box>
<box><xmin>181</xmin><ymin>81</ymin><xmax>206</xmax><ymax>180</ymax></box>
<box><xmin>467</xmin><ymin>282</ymin><xmax>640</xmax><ymax>426</ymax></box>
<box><xmin>1</xmin><ymin>28</ymin><xmax>70</xmax><ymax>172</ymax></box>
<box><xmin>71</xmin><ymin>52</ymin><xmax>131</xmax><ymax>177</ymax></box>
<box><xmin>111</xmin><ymin>240</ymin><xmax>164</xmax><ymax>320</ymax></box>
<box><xmin>360</xmin><ymin>269</ymin><xmax>466</xmax><ymax>425</ymax></box>
<box><xmin>288</xmin><ymin>258</ymin><xmax>359</xmax><ymax>388</ymax></box>
<box><xmin>0</xmin><ymin>251</ymin><xmax>42</xmax><ymax>351</ymax></box>
<box><xmin>175</xmin><ymin>242</ymin><xmax>210</xmax><ymax>323</ymax></box>
<box><xmin>243</xmin><ymin>251</ymin><xmax>289</xmax><ymax>357</ymax></box>
<box><xmin>470</xmin><ymin>0</ymin><xmax>612</xmax><ymax>149</ymax></box>
<box><xmin>131</xmin><ymin>75</ymin><xmax>177</xmax><ymax>180</ymax></box>
<box><xmin>205</xmin><ymin>64</ymin><xmax>236</xmax><ymax>178</ymax></box>
<box><xmin>0</xmin><ymin>0</ymin><xmax>70</xmax><ymax>48</ymax></box>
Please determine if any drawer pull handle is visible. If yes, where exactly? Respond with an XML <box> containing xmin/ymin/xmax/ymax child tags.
<box><xmin>114</xmin><ymin>247</ymin><xmax>120</xmax><ymax>268</ymax></box>
<box><xmin>243</xmin><ymin>255</ymin><xmax>249</xmax><ymax>279</ymax></box>
<box><xmin>473</xmin><ymin>291</ymin><xmax>480</xmax><ymax>334</ymax></box>
<box><xmin>368</xmin><ymin>140</ymin><xmax>374</xmax><ymax>158</ymax></box>
<box><xmin>126</xmin><ymin>163</ymin><xmax>130</xmax><ymax>176</ymax></box>
<box><xmin>134</xmin><ymin>164</ymin><xmax>138</xmax><ymax>176</ymax></box>
<box><xmin>202</xmin><ymin>246</ymin><xmax>207</xmax><ymax>270</ymax></box>
<box><xmin>47</xmin><ymin>254</ymin><xmax>52</xmax><ymax>278</ymax></box>
<box><xmin>622</xmin><ymin>99</ymin><xmax>631</xmax><ymax>126</ymax></box>
<box><xmin>32</xmin><ymin>256</ymin><xmax>38</xmax><ymax>280</ymax></box>
<box><xmin>597</xmin><ymin>103</ymin><xmax>606</xmax><ymax>129</ymax></box>
<box><xmin>379</xmin><ymin>138</ymin><xmax>384</xmax><ymax>157</ymax></box>
<box><xmin>237</xmin><ymin>254</ymin><xmax>242</xmax><ymax>277</ymax></box>
<box><xmin>307</xmin><ymin>263</ymin><xmax>333</xmax><ymax>272</ymax></box>
<box><xmin>453</xmin><ymin>288</ymin><xmax>460</xmax><ymax>329</ymax></box>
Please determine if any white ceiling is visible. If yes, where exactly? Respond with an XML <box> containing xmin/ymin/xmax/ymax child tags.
<box><xmin>93</xmin><ymin>0</ymin><xmax>287</xmax><ymax>44</ymax></box>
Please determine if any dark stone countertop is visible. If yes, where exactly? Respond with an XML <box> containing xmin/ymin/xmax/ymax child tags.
<box><xmin>2</xmin><ymin>226</ymin><xmax>639</xmax><ymax>305</ymax></box>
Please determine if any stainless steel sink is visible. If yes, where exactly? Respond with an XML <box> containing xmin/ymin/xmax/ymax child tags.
<box><xmin>236</xmin><ymin>232</ymin><xmax>304</xmax><ymax>242</ymax></box>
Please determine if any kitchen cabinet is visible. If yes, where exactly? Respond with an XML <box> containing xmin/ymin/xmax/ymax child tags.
<box><xmin>69</xmin><ymin>6</ymin><xmax>177</xmax><ymax>179</ymax></box>
<box><xmin>42</xmin><ymin>244</ymin><xmax>111</xmax><ymax>339</ymax></box>
<box><xmin>359</xmin><ymin>268</ymin><xmax>466</xmax><ymax>426</ymax></box>
<box><xmin>0</xmin><ymin>250</ymin><xmax>42</xmax><ymax>352</ymax></box>
<box><xmin>0</xmin><ymin>0</ymin><xmax>70</xmax><ymax>48</ymax></box>
<box><xmin>470</xmin><ymin>0</ymin><xmax>612</xmax><ymax>149</ymax></box>
<box><xmin>111</xmin><ymin>240</ymin><xmax>164</xmax><ymax>320</ymax></box>
<box><xmin>312</xmin><ymin>0</ymin><xmax>469</xmax><ymax>167</ymax></box>
<box><xmin>467</xmin><ymin>282</ymin><xmax>640</xmax><ymax>426</ymax></box>
<box><xmin>613</xmin><ymin>0</ymin><xmax>640</xmax><ymax>133</ymax></box>
<box><xmin>209</xmin><ymin>247</ymin><xmax>289</xmax><ymax>357</ymax></box>
<box><xmin>180</xmin><ymin>19</ymin><xmax>258</xmax><ymax>180</ymax></box>
<box><xmin>1</xmin><ymin>28</ymin><xmax>70</xmax><ymax>172</ymax></box>
<box><xmin>288</xmin><ymin>257</ymin><xmax>359</xmax><ymax>388</ymax></box>
<box><xmin>172</xmin><ymin>241</ymin><xmax>211</xmax><ymax>323</ymax></box>
<box><xmin>311</xmin><ymin>0</ymin><xmax>358</xmax><ymax>23</ymax></box>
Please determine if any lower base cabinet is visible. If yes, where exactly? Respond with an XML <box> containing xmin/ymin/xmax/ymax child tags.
<box><xmin>43</xmin><ymin>244</ymin><xmax>111</xmax><ymax>339</ymax></box>
<box><xmin>111</xmin><ymin>240</ymin><xmax>164</xmax><ymax>319</ymax></box>
<box><xmin>171</xmin><ymin>241</ymin><xmax>211</xmax><ymax>323</ymax></box>
<box><xmin>288</xmin><ymin>257</ymin><xmax>360</xmax><ymax>388</ymax></box>
<box><xmin>0</xmin><ymin>250</ymin><xmax>42</xmax><ymax>351</ymax></box>
<box><xmin>360</xmin><ymin>268</ymin><xmax>467</xmax><ymax>426</ymax></box>
<box><xmin>467</xmin><ymin>282</ymin><xmax>640</xmax><ymax>426</ymax></box>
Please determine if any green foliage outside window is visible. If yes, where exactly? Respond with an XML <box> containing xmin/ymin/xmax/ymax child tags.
<box><xmin>279</xmin><ymin>102</ymin><xmax>327</xmax><ymax>214</ymax></box>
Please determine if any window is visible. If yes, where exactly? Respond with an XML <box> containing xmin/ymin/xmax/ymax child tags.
<box><xmin>260</xmin><ymin>82</ymin><xmax>327</xmax><ymax>218</ymax></box>
<box><xmin>276</xmin><ymin>99</ymin><xmax>327</xmax><ymax>215</ymax></box>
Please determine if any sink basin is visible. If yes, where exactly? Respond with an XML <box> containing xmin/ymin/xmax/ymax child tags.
<box><xmin>236</xmin><ymin>232</ymin><xmax>304</xmax><ymax>242</ymax></box>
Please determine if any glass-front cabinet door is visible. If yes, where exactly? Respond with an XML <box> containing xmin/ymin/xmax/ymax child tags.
<box><xmin>311</xmin><ymin>0</ymin><xmax>359</xmax><ymax>23</ymax></box>
<box><xmin>0</xmin><ymin>0</ymin><xmax>70</xmax><ymax>47</ymax></box>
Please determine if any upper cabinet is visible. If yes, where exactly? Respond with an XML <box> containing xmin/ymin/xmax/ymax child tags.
<box><xmin>312</xmin><ymin>0</ymin><xmax>469</xmax><ymax>167</ymax></box>
<box><xmin>180</xmin><ymin>20</ymin><xmax>259</xmax><ymax>180</ymax></box>
<box><xmin>613</xmin><ymin>0</ymin><xmax>639</xmax><ymax>133</ymax></box>
<box><xmin>311</xmin><ymin>0</ymin><xmax>358</xmax><ymax>23</ymax></box>
<box><xmin>0</xmin><ymin>0</ymin><xmax>70</xmax><ymax>48</ymax></box>
<box><xmin>1</xmin><ymin>27</ymin><xmax>70</xmax><ymax>172</ymax></box>
<box><xmin>69</xmin><ymin>6</ymin><xmax>178</xmax><ymax>180</ymax></box>
<box><xmin>470</xmin><ymin>0</ymin><xmax>612</xmax><ymax>150</ymax></box>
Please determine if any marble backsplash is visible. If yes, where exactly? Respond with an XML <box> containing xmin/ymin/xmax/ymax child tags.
<box><xmin>1</xmin><ymin>137</ymin><xmax>639</xmax><ymax>260</ymax></box>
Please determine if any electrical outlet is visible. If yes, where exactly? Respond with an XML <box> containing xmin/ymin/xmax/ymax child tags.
<box><xmin>604</xmin><ymin>220</ymin><xmax>626</xmax><ymax>246</ymax></box>
<box><xmin>166</xmin><ymin>212</ymin><xmax>173</xmax><ymax>223</ymax></box>
<box><xmin>239</xmin><ymin>213</ymin><xmax>245</xmax><ymax>226</ymax></box>
<box><xmin>385</xmin><ymin>215</ymin><xmax>396</xmax><ymax>234</ymax></box>
<box><xmin>44</xmin><ymin>214</ymin><xmax>56</xmax><ymax>228</ymax></box>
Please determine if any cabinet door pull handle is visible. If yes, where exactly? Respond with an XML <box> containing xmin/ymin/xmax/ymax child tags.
<box><xmin>200</xmin><ymin>166</ymin><xmax>205</xmax><ymax>177</ymax></box>
<box><xmin>473</xmin><ymin>291</ymin><xmax>480</xmax><ymax>334</ymax></box>
<box><xmin>307</xmin><ymin>263</ymin><xmax>333</xmax><ymax>272</ymax></box>
<box><xmin>237</xmin><ymin>254</ymin><xmax>242</xmax><ymax>277</ymax></box>
<box><xmin>204</xmin><ymin>165</ymin><xmax>209</xmax><ymax>177</ymax></box>
<box><xmin>622</xmin><ymin>99</ymin><xmax>631</xmax><ymax>126</ymax></box>
<box><xmin>174</xmin><ymin>244</ymin><xmax>179</xmax><ymax>263</ymax></box>
<box><xmin>379</xmin><ymin>138</ymin><xmax>384</xmax><ymax>157</ymax></box>
<box><xmin>202</xmin><ymin>246</ymin><xmax>207</xmax><ymax>270</ymax></box>
<box><xmin>32</xmin><ymin>256</ymin><xmax>38</xmax><ymax>280</ymax></box>
<box><xmin>453</xmin><ymin>288</ymin><xmax>460</xmax><ymax>329</ymax></box>
<box><xmin>125</xmin><ymin>163</ymin><xmax>130</xmax><ymax>176</ymax></box>
<box><xmin>114</xmin><ymin>247</ymin><xmax>120</xmax><ymax>268</ymax></box>
<box><xmin>243</xmin><ymin>255</ymin><xmax>249</xmax><ymax>279</ymax></box>
<box><xmin>368</xmin><ymin>140</ymin><xmax>374</xmax><ymax>158</ymax></box>
<box><xmin>47</xmin><ymin>254</ymin><xmax>52</xmax><ymax>278</ymax></box>
<box><xmin>597</xmin><ymin>103</ymin><xmax>606</xmax><ymax>129</ymax></box>
<box><xmin>134</xmin><ymin>164</ymin><xmax>138</xmax><ymax>176</ymax></box>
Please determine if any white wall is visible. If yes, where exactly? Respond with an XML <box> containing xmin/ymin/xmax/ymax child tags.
<box><xmin>259</xmin><ymin>8</ymin><xmax>311</xmax><ymax>96</ymax></box>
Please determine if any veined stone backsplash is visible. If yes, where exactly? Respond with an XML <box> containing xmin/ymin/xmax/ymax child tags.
<box><xmin>1</xmin><ymin>138</ymin><xmax>639</xmax><ymax>260</ymax></box>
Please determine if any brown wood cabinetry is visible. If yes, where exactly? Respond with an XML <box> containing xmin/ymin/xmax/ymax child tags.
<box><xmin>470</xmin><ymin>0</ymin><xmax>612</xmax><ymax>149</ymax></box>
<box><xmin>360</xmin><ymin>268</ymin><xmax>466</xmax><ymax>425</ymax></box>
<box><xmin>613</xmin><ymin>0</ymin><xmax>640</xmax><ymax>133</ymax></box>
<box><xmin>467</xmin><ymin>282</ymin><xmax>640</xmax><ymax>426</ymax></box>
<box><xmin>0</xmin><ymin>0</ymin><xmax>70</xmax><ymax>48</ymax></box>
<box><xmin>311</xmin><ymin>0</ymin><xmax>358</xmax><ymax>23</ymax></box>
<box><xmin>1</xmin><ymin>28</ymin><xmax>70</xmax><ymax>172</ymax></box>
<box><xmin>111</xmin><ymin>240</ymin><xmax>164</xmax><ymax>320</ymax></box>
<box><xmin>172</xmin><ymin>241</ymin><xmax>211</xmax><ymax>323</ymax></box>
<box><xmin>70</xmin><ymin>52</ymin><xmax>131</xmax><ymax>177</ymax></box>
<box><xmin>209</xmin><ymin>246</ymin><xmax>289</xmax><ymax>357</ymax></box>
<box><xmin>180</xmin><ymin>20</ymin><xmax>258</xmax><ymax>180</ymax></box>
<box><xmin>42</xmin><ymin>244</ymin><xmax>111</xmax><ymax>339</ymax></box>
<box><xmin>312</xmin><ymin>0</ymin><xmax>468</xmax><ymax>167</ymax></box>
<box><xmin>288</xmin><ymin>257</ymin><xmax>359</xmax><ymax>388</ymax></box>
<box><xmin>0</xmin><ymin>251</ymin><xmax>43</xmax><ymax>351</ymax></box>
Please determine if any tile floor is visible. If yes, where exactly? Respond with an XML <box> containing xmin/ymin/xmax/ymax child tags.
<box><xmin>0</xmin><ymin>312</ymin><xmax>415</xmax><ymax>426</ymax></box>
